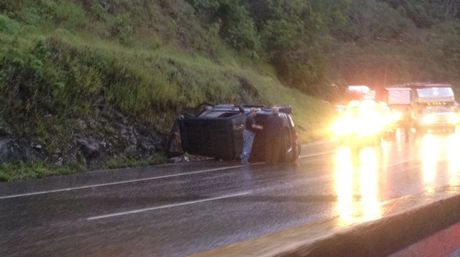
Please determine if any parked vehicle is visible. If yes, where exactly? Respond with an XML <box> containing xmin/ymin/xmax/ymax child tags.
<box><xmin>178</xmin><ymin>104</ymin><xmax>300</xmax><ymax>162</ymax></box>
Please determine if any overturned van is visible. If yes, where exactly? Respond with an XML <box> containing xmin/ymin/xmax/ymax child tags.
<box><xmin>178</xmin><ymin>104</ymin><xmax>300</xmax><ymax>162</ymax></box>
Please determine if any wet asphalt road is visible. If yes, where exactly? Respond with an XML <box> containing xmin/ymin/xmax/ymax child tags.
<box><xmin>2</xmin><ymin>132</ymin><xmax>460</xmax><ymax>257</ymax></box>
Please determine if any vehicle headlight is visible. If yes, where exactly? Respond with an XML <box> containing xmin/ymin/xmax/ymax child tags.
<box><xmin>391</xmin><ymin>112</ymin><xmax>402</xmax><ymax>122</ymax></box>
<box><xmin>422</xmin><ymin>115</ymin><xmax>435</xmax><ymax>125</ymax></box>
<box><xmin>332</xmin><ymin>118</ymin><xmax>353</xmax><ymax>136</ymax></box>
<box><xmin>448</xmin><ymin>115</ymin><xmax>459</xmax><ymax>124</ymax></box>
<box><xmin>358</xmin><ymin>121</ymin><xmax>382</xmax><ymax>136</ymax></box>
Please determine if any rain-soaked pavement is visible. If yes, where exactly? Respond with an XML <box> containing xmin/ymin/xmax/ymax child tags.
<box><xmin>1</xmin><ymin>131</ymin><xmax>460</xmax><ymax>257</ymax></box>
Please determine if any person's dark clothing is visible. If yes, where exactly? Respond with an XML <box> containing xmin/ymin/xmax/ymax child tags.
<box><xmin>265</xmin><ymin>113</ymin><xmax>284</xmax><ymax>164</ymax></box>
<box><xmin>400</xmin><ymin>110</ymin><xmax>412</xmax><ymax>142</ymax></box>
<box><xmin>245</xmin><ymin>115</ymin><xmax>257</xmax><ymax>133</ymax></box>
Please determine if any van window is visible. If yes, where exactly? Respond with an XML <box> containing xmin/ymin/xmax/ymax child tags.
<box><xmin>219</xmin><ymin>112</ymin><xmax>240</xmax><ymax>118</ymax></box>
<box><xmin>201</xmin><ymin>111</ymin><xmax>223</xmax><ymax>118</ymax></box>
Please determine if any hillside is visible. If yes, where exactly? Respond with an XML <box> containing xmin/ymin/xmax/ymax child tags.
<box><xmin>0</xmin><ymin>0</ymin><xmax>459</xmax><ymax>180</ymax></box>
<box><xmin>327</xmin><ymin>0</ymin><xmax>460</xmax><ymax>90</ymax></box>
<box><xmin>0</xmin><ymin>0</ymin><xmax>332</xmax><ymax>180</ymax></box>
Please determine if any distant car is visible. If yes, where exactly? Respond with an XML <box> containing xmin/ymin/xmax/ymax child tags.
<box><xmin>332</xmin><ymin>100</ymin><xmax>396</xmax><ymax>146</ymax></box>
<box><xmin>178</xmin><ymin>104</ymin><xmax>300</xmax><ymax>162</ymax></box>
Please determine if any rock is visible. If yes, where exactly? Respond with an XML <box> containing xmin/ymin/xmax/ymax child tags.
<box><xmin>100</xmin><ymin>140</ymin><xmax>108</xmax><ymax>148</ymax></box>
<box><xmin>32</xmin><ymin>144</ymin><xmax>42</xmax><ymax>150</ymax></box>
<box><xmin>76</xmin><ymin>138</ymin><xmax>101</xmax><ymax>159</ymax></box>
<box><xmin>54</xmin><ymin>157</ymin><xmax>64</xmax><ymax>166</ymax></box>
<box><xmin>139</xmin><ymin>138</ymin><xmax>157</xmax><ymax>154</ymax></box>
<box><xmin>0</xmin><ymin>105</ymin><xmax>171</xmax><ymax>170</ymax></box>
<box><xmin>77</xmin><ymin>119</ymin><xmax>87</xmax><ymax>129</ymax></box>
<box><xmin>112</xmin><ymin>110</ymin><xmax>127</xmax><ymax>124</ymax></box>
<box><xmin>124</xmin><ymin>145</ymin><xmax>138</xmax><ymax>156</ymax></box>
<box><xmin>168</xmin><ymin>155</ymin><xmax>190</xmax><ymax>163</ymax></box>
<box><xmin>87</xmin><ymin>119</ymin><xmax>98</xmax><ymax>130</ymax></box>
<box><xmin>0</xmin><ymin>137</ymin><xmax>27</xmax><ymax>163</ymax></box>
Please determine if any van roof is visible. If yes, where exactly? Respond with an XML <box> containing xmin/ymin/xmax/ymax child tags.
<box><xmin>197</xmin><ymin>104</ymin><xmax>292</xmax><ymax>118</ymax></box>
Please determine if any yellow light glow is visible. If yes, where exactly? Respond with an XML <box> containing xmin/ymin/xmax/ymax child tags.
<box><xmin>390</xmin><ymin>111</ymin><xmax>402</xmax><ymax>123</ymax></box>
<box><xmin>331</xmin><ymin>100</ymin><xmax>391</xmax><ymax>141</ymax></box>
<box><xmin>447</xmin><ymin>134</ymin><xmax>460</xmax><ymax>186</ymax></box>
<box><xmin>448</xmin><ymin>115</ymin><xmax>459</xmax><ymax>124</ymax></box>
<box><xmin>332</xmin><ymin>117</ymin><xmax>355</xmax><ymax>136</ymax></box>
<box><xmin>420</xmin><ymin>135</ymin><xmax>439</xmax><ymax>193</ymax></box>
<box><xmin>335</xmin><ymin>147</ymin><xmax>382</xmax><ymax>226</ymax></box>
<box><xmin>359</xmin><ymin>148</ymin><xmax>382</xmax><ymax>221</ymax></box>
<box><xmin>422</xmin><ymin>115</ymin><xmax>436</xmax><ymax>125</ymax></box>
<box><xmin>335</xmin><ymin>147</ymin><xmax>354</xmax><ymax>226</ymax></box>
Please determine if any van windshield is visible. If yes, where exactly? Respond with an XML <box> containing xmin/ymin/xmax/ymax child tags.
<box><xmin>416</xmin><ymin>87</ymin><xmax>454</xmax><ymax>98</ymax></box>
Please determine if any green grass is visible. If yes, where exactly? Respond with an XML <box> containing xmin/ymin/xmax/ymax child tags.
<box><xmin>1</xmin><ymin>25</ymin><xmax>331</xmax><ymax>137</ymax></box>
<box><xmin>243</xmin><ymin>72</ymin><xmax>334</xmax><ymax>142</ymax></box>
<box><xmin>0</xmin><ymin>2</ymin><xmax>333</xmax><ymax>182</ymax></box>
<box><xmin>0</xmin><ymin>162</ymin><xmax>84</xmax><ymax>182</ymax></box>
<box><xmin>0</xmin><ymin>154</ymin><xmax>169</xmax><ymax>182</ymax></box>
<box><xmin>0</xmin><ymin>152</ymin><xmax>169</xmax><ymax>181</ymax></box>
<box><xmin>0</xmin><ymin>28</ymin><xmax>332</xmax><ymax>134</ymax></box>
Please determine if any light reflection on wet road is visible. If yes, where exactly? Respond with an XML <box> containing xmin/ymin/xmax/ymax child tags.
<box><xmin>334</xmin><ymin>132</ymin><xmax>460</xmax><ymax>226</ymax></box>
<box><xmin>1</xmin><ymin>132</ymin><xmax>460</xmax><ymax>257</ymax></box>
<box><xmin>418</xmin><ymin>133</ymin><xmax>460</xmax><ymax>193</ymax></box>
<box><xmin>335</xmin><ymin>146</ymin><xmax>382</xmax><ymax>226</ymax></box>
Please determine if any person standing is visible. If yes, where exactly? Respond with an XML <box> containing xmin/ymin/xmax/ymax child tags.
<box><xmin>400</xmin><ymin>107</ymin><xmax>412</xmax><ymax>142</ymax></box>
<box><xmin>241</xmin><ymin>108</ymin><xmax>263</xmax><ymax>164</ymax></box>
<box><xmin>265</xmin><ymin>107</ymin><xmax>284</xmax><ymax>165</ymax></box>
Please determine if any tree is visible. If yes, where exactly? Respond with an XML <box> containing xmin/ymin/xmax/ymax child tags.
<box><xmin>187</xmin><ymin>0</ymin><xmax>260</xmax><ymax>54</ymax></box>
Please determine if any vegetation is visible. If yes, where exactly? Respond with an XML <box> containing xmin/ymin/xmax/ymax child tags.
<box><xmin>185</xmin><ymin>0</ymin><xmax>460</xmax><ymax>92</ymax></box>
<box><xmin>327</xmin><ymin>0</ymin><xmax>460</xmax><ymax>89</ymax></box>
<box><xmin>0</xmin><ymin>161</ymin><xmax>84</xmax><ymax>182</ymax></box>
<box><xmin>0</xmin><ymin>0</ymin><xmax>458</xmax><ymax>180</ymax></box>
<box><xmin>106</xmin><ymin>153</ymin><xmax>167</xmax><ymax>169</ymax></box>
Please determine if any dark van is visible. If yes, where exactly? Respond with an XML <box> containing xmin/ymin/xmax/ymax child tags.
<box><xmin>178</xmin><ymin>104</ymin><xmax>300</xmax><ymax>162</ymax></box>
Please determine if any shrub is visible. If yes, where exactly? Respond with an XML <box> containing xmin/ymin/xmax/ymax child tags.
<box><xmin>0</xmin><ymin>14</ymin><xmax>21</xmax><ymax>34</ymax></box>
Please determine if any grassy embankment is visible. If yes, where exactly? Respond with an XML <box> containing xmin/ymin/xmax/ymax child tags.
<box><xmin>0</xmin><ymin>3</ymin><xmax>332</xmax><ymax>181</ymax></box>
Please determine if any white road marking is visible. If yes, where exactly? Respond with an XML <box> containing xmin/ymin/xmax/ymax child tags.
<box><xmin>301</xmin><ymin>140</ymin><xmax>332</xmax><ymax>148</ymax></box>
<box><xmin>0</xmin><ymin>165</ymin><xmax>248</xmax><ymax>200</ymax></box>
<box><xmin>85</xmin><ymin>157</ymin><xmax>412</xmax><ymax>221</ymax></box>
<box><xmin>387</xmin><ymin>159</ymin><xmax>414</xmax><ymax>167</ymax></box>
<box><xmin>299</xmin><ymin>150</ymin><xmax>335</xmax><ymax>159</ymax></box>
<box><xmin>87</xmin><ymin>191</ymin><xmax>251</xmax><ymax>221</ymax></box>
<box><xmin>0</xmin><ymin>150</ymin><xmax>414</xmax><ymax>200</ymax></box>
